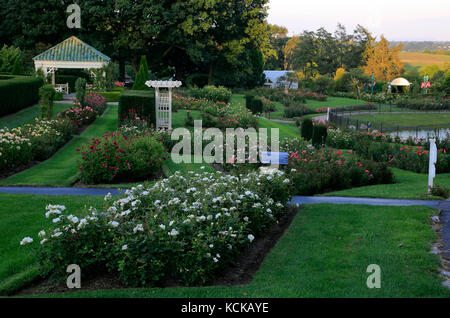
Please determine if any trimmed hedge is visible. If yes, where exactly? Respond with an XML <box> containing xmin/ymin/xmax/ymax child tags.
<box><xmin>0</xmin><ymin>75</ymin><xmax>43</xmax><ymax>117</ymax></box>
<box><xmin>118</xmin><ymin>90</ymin><xmax>156</xmax><ymax>126</ymax></box>
<box><xmin>97</xmin><ymin>90</ymin><xmax>123</xmax><ymax>102</ymax></box>
<box><xmin>245</xmin><ymin>94</ymin><xmax>264</xmax><ymax>114</ymax></box>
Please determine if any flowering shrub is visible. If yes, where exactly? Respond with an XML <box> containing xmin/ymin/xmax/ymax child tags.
<box><xmin>114</xmin><ymin>81</ymin><xmax>125</xmax><ymax>87</ymax></box>
<box><xmin>353</xmin><ymin>134</ymin><xmax>450</xmax><ymax>173</ymax></box>
<box><xmin>284</xmin><ymin>105</ymin><xmax>314</xmax><ymax>118</ymax></box>
<box><xmin>190</xmin><ymin>85</ymin><xmax>232</xmax><ymax>103</ymax></box>
<box><xmin>326</xmin><ymin>128</ymin><xmax>355</xmax><ymax>149</ymax></box>
<box><xmin>0</xmin><ymin>118</ymin><xmax>73</xmax><ymax>172</ymax></box>
<box><xmin>58</xmin><ymin>103</ymin><xmax>98</xmax><ymax>127</ymax></box>
<box><xmin>281</xmin><ymin>137</ymin><xmax>393</xmax><ymax>195</ymax></box>
<box><xmin>21</xmin><ymin>170</ymin><xmax>292</xmax><ymax>286</ymax></box>
<box><xmin>0</xmin><ymin>128</ymin><xmax>32</xmax><ymax>172</ymax></box>
<box><xmin>18</xmin><ymin>118</ymin><xmax>72</xmax><ymax>160</ymax></box>
<box><xmin>84</xmin><ymin>93</ymin><xmax>107</xmax><ymax>114</ymax></box>
<box><xmin>78</xmin><ymin>131</ymin><xmax>167</xmax><ymax>184</ymax></box>
<box><xmin>173</xmin><ymin>95</ymin><xmax>212</xmax><ymax>111</ymax></box>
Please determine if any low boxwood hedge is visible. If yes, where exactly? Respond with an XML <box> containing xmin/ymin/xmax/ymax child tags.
<box><xmin>0</xmin><ymin>75</ymin><xmax>43</xmax><ymax>117</ymax></box>
<box><xmin>118</xmin><ymin>90</ymin><xmax>156</xmax><ymax>126</ymax></box>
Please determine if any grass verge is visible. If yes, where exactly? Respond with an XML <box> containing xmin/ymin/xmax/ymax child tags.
<box><xmin>0</xmin><ymin>105</ymin><xmax>118</xmax><ymax>187</ymax></box>
<box><xmin>0</xmin><ymin>194</ymin><xmax>104</xmax><ymax>295</ymax></box>
<box><xmin>0</xmin><ymin>103</ymin><xmax>73</xmax><ymax>129</ymax></box>
<box><xmin>13</xmin><ymin>203</ymin><xmax>448</xmax><ymax>298</ymax></box>
<box><xmin>325</xmin><ymin>168</ymin><xmax>450</xmax><ymax>200</ymax></box>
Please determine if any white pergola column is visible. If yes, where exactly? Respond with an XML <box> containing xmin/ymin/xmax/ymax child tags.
<box><xmin>145</xmin><ymin>80</ymin><xmax>182</xmax><ymax>131</ymax></box>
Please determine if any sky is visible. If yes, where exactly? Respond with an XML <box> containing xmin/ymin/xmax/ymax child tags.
<box><xmin>267</xmin><ymin>0</ymin><xmax>450</xmax><ymax>41</ymax></box>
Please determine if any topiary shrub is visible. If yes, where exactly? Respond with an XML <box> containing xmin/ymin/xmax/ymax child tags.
<box><xmin>300</xmin><ymin>118</ymin><xmax>314</xmax><ymax>140</ymax></box>
<box><xmin>245</xmin><ymin>93</ymin><xmax>263</xmax><ymax>114</ymax></box>
<box><xmin>311</xmin><ymin>124</ymin><xmax>328</xmax><ymax>147</ymax></box>
<box><xmin>132</xmin><ymin>55</ymin><xmax>150</xmax><ymax>90</ymax></box>
<box><xmin>75</xmin><ymin>78</ymin><xmax>86</xmax><ymax>105</ymax></box>
<box><xmin>38</xmin><ymin>84</ymin><xmax>55</xmax><ymax>119</ymax></box>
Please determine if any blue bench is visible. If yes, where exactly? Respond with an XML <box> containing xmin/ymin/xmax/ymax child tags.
<box><xmin>260</xmin><ymin>152</ymin><xmax>289</xmax><ymax>165</ymax></box>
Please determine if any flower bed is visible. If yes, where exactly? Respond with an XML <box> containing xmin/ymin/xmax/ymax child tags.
<box><xmin>0</xmin><ymin>118</ymin><xmax>73</xmax><ymax>174</ymax></box>
<box><xmin>280</xmin><ymin>137</ymin><xmax>393</xmax><ymax>195</ymax></box>
<box><xmin>58</xmin><ymin>103</ymin><xmax>98</xmax><ymax>128</ymax></box>
<box><xmin>77</xmin><ymin>131</ymin><xmax>167</xmax><ymax>184</ymax></box>
<box><xmin>21</xmin><ymin>169</ymin><xmax>292</xmax><ymax>287</ymax></box>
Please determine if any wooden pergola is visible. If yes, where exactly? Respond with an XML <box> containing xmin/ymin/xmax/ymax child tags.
<box><xmin>33</xmin><ymin>36</ymin><xmax>110</xmax><ymax>93</ymax></box>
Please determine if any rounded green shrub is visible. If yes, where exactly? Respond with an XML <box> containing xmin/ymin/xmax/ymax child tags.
<box><xmin>300</xmin><ymin>118</ymin><xmax>314</xmax><ymax>140</ymax></box>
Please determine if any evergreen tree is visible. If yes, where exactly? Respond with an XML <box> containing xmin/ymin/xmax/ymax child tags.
<box><xmin>132</xmin><ymin>55</ymin><xmax>150</xmax><ymax>90</ymax></box>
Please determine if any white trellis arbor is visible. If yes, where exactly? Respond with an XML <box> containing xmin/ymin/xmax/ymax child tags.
<box><xmin>145</xmin><ymin>80</ymin><xmax>182</xmax><ymax>131</ymax></box>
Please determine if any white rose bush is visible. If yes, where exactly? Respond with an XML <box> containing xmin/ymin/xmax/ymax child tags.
<box><xmin>21</xmin><ymin>169</ymin><xmax>292</xmax><ymax>287</ymax></box>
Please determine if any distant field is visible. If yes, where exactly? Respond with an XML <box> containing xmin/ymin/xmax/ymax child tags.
<box><xmin>399</xmin><ymin>51</ymin><xmax>450</xmax><ymax>70</ymax></box>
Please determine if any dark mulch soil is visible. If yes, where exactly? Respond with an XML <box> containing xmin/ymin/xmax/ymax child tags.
<box><xmin>13</xmin><ymin>206</ymin><xmax>299</xmax><ymax>296</ymax></box>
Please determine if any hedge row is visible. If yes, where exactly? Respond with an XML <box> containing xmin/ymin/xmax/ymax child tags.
<box><xmin>0</xmin><ymin>75</ymin><xmax>43</xmax><ymax>117</ymax></box>
<box><xmin>245</xmin><ymin>94</ymin><xmax>263</xmax><ymax>114</ymax></box>
<box><xmin>118</xmin><ymin>90</ymin><xmax>156</xmax><ymax>126</ymax></box>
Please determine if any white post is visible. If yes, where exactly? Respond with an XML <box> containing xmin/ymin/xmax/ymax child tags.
<box><xmin>327</xmin><ymin>107</ymin><xmax>330</xmax><ymax>122</ymax></box>
<box><xmin>155</xmin><ymin>87</ymin><xmax>160</xmax><ymax>130</ymax></box>
<box><xmin>428</xmin><ymin>137</ymin><xmax>437</xmax><ymax>194</ymax></box>
<box><xmin>168</xmin><ymin>87</ymin><xmax>172</xmax><ymax>131</ymax></box>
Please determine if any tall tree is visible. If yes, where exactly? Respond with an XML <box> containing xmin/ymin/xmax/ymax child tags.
<box><xmin>362</xmin><ymin>35</ymin><xmax>404</xmax><ymax>81</ymax></box>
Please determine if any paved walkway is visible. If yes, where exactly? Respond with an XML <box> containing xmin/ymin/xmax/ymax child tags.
<box><xmin>0</xmin><ymin>186</ymin><xmax>449</xmax><ymax>209</ymax></box>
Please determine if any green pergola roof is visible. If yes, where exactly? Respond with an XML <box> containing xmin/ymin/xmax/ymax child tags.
<box><xmin>33</xmin><ymin>36</ymin><xmax>110</xmax><ymax>62</ymax></box>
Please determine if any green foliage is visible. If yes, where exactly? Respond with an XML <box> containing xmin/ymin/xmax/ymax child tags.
<box><xmin>38</xmin><ymin>84</ymin><xmax>55</xmax><ymax>119</ymax></box>
<box><xmin>431</xmin><ymin>183</ymin><xmax>450</xmax><ymax>199</ymax></box>
<box><xmin>75</xmin><ymin>78</ymin><xmax>86</xmax><ymax>105</ymax></box>
<box><xmin>311</xmin><ymin>124</ymin><xmax>328</xmax><ymax>147</ymax></box>
<box><xmin>132</xmin><ymin>56</ymin><xmax>150</xmax><ymax>91</ymax></box>
<box><xmin>282</xmin><ymin>140</ymin><xmax>394</xmax><ymax>195</ymax></box>
<box><xmin>11</xmin><ymin>57</ymin><xmax>24</xmax><ymax>75</ymax></box>
<box><xmin>284</xmin><ymin>105</ymin><xmax>313</xmax><ymax>118</ymax></box>
<box><xmin>0</xmin><ymin>75</ymin><xmax>43</xmax><ymax>117</ymax></box>
<box><xmin>22</xmin><ymin>170</ymin><xmax>292</xmax><ymax>286</ymax></box>
<box><xmin>190</xmin><ymin>85</ymin><xmax>232</xmax><ymax>103</ymax></box>
<box><xmin>245</xmin><ymin>94</ymin><xmax>264</xmax><ymax>114</ymax></box>
<box><xmin>118</xmin><ymin>90</ymin><xmax>156</xmax><ymax>127</ymax></box>
<box><xmin>300</xmin><ymin>118</ymin><xmax>313</xmax><ymax>140</ymax></box>
<box><xmin>314</xmin><ymin>75</ymin><xmax>335</xmax><ymax>94</ymax></box>
<box><xmin>95</xmin><ymin>90</ymin><xmax>123</xmax><ymax>102</ymax></box>
<box><xmin>90</xmin><ymin>62</ymin><xmax>119</xmax><ymax>91</ymax></box>
<box><xmin>0</xmin><ymin>45</ymin><xmax>22</xmax><ymax>73</ymax></box>
<box><xmin>79</xmin><ymin>132</ymin><xmax>166</xmax><ymax>184</ymax></box>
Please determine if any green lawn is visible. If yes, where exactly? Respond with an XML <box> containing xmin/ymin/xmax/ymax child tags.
<box><xmin>257</xmin><ymin>117</ymin><xmax>301</xmax><ymax>140</ymax></box>
<box><xmin>11</xmin><ymin>203</ymin><xmax>447</xmax><ymax>298</ymax></box>
<box><xmin>350</xmin><ymin>113</ymin><xmax>450</xmax><ymax>127</ymax></box>
<box><xmin>305</xmin><ymin>97</ymin><xmax>366</xmax><ymax>111</ymax></box>
<box><xmin>325</xmin><ymin>168</ymin><xmax>450</xmax><ymax>200</ymax></box>
<box><xmin>0</xmin><ymin>105</ymin><xmax>118</xmax><ymax>187</ymax></box>
<box><xmin>0</xmin><ymin>103</ymin><xmax>73</xmax><ymax>129</ymax></box>
<box><xmin>0</xmin><ymin>194</ymin><xmax>104</xmax><ymax>295</ymax></box>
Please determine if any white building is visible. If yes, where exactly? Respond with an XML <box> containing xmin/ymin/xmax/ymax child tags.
<box><xmin>263</xmin><ymin>70</ymin><xmax>298</xmax><ymax>89</ymax></box>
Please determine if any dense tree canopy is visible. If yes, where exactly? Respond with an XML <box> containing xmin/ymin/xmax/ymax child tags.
<box><xmin>0</xmin><ymin>0</ymin><xmax>270</xmax><ymax>88</ymax></box>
